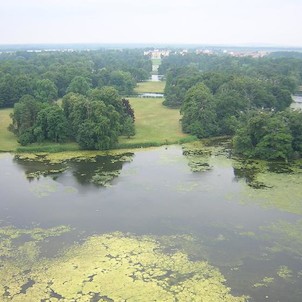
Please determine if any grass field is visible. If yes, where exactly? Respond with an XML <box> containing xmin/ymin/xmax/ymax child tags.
<box><xmin>0</xmin><ymin>109</ymin><xmax>20</xmax><ymax>151</ymax></box>
<box><xmin>119</xmin><ymin>97</ymin><xmax>190</xmax><ymax>147</ymax></box>
<box><xmin>135</xmin><ymin>81</ymin><xmax>166</xmax><ymax>94</ymax></box>
<box><xmin>151</xmin><ymin>58</ymin><xmax>162</xmax><ymax>65</ymax></box>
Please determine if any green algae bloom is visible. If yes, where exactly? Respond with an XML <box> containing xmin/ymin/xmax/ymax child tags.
<box><xmin>91</xmin><ymin>169</ymin><xmax>121</xmax><ymax>186</ymax></box>
<box><xmin>182</xmin><ymin>140</ymin><xmax>232</xmax><ymax>172</ymax></box>
<box><xmin>277</xmin><ymin>266</ymin><xmax>293</xmax><ymax>279</ymax></box>
<box><xmin>260</xmin><ymin>219</ymin><xmax>302</xmax><ymax>257</ymax></box>
<box><xmin>0</xmin><ymin>229</ymin><xmax>247</xmax><ymax>302</ymax></box>
<box><xmin>15</xmin><ymin>150</ymin><xmax>134</xmax><ymax>164</ymax></box>
<box><xmin>236</xmin><ymin>159</ymin><xmax>302</xmax><ymax>215</ymax></box>
<box><xmin>253</xmin><ymin>277</ymin><xmax>274</xmax><ymax>288</ymax></box>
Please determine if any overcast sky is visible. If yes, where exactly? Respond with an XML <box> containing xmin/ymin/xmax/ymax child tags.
<box><xmin>1</xmin><ymin>0</ymin><xmax>301</xmax><ymax>46</ymax></box>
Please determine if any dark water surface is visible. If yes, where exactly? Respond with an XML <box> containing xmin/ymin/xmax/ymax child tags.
<box><xmin>1</xmin><ymin>145</ymin><xmax>302</xmax><ymax>301</ymax></box>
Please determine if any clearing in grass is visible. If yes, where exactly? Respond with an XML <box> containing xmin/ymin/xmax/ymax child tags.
<box><xmin>119</xmin><ymin>97</ymin><xmax>190</xmax><ymax>147</ymax></box>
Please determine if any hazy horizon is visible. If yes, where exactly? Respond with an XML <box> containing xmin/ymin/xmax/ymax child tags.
<box><xmin>1</xmin><ymin>0</ymin><xmax>302</xmax><ymax>47</ymax></box>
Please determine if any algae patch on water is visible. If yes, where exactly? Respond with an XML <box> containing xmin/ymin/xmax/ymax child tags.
<box><xmin>14</xmin><ymin>151</ymin><xmax>134</xmax><ymax>187</ymax></box>
<box><xmin>235</xmin><ymin>159</ymin><xmax>302</xmax><ymax>215</ymax></box>
<box><xmin>0</xmin><ymin>230</ymin><xmax>247</xmax><ymax>302</ymax></box>
<box><xmin>182</xmin><ymin>140</ymin><xmax>232</xmax><ymax>173</ymax></box>
<box><xmin>260</xmin><ymin>219</ymin><xmax>302</xmax><ymax>257</ymax></box>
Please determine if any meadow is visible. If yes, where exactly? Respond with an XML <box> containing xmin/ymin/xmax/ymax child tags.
<box><xmin>119</xmin><ymin>97</ymin><xmax>191</xmax><ymax>148</ymax></box>
<box><xmin>134</xmin><ymin>81</ymin><xmax>166</xmax><ymax>94</ymax></box>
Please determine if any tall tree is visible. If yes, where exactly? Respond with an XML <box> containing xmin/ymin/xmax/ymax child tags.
<box><xmin>181</xmin><ymin>83</ymin><xmax>218</xmax><ymax>138</ymax></box>
<box><xmin>34</xmin><ymin>79</ymin><xmax>58</xmax><ymax>102</ymax></box>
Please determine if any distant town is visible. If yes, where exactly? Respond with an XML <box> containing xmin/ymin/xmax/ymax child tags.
<box><xmin>144</xmin><ymin>48</ymin><xmax>269</xmax><ymax>59</ymax></box>
<box><xmin>1</xmin><ymin>43</ymin><xmax>302</xmax><ymax>58</ymax></box>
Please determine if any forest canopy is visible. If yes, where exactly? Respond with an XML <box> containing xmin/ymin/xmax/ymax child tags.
<box><xmin>0</xmin><ymin>49</ymin><xmax>151</xmax><ymax>108</ymax></box>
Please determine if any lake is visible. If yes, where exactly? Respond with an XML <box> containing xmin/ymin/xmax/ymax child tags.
<box><xmin>1</xmin><ymin>142</ymin><xmax>302</xmax><ymax>301</ymax></box>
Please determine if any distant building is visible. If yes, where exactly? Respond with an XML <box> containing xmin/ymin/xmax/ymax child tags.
<box><xmin>144</xmin><ymin>49</ymin><xmax>170</xmax><ymax>59</ymax></box>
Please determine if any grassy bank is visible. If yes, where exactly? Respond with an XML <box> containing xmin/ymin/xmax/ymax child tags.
<box><xmin>135</xmin><ymin>81</ymin><xmax>166</xmax><ymax>94</ymax></box>
<box><xmin>16</xmin><ymin>142</ymin><xmax>80</xmax><ymax>153</ymax></box>
<box><xmin>0</xmin><ymin>109</ymin><xmax>20</xmax><ymax>151</ymax></box>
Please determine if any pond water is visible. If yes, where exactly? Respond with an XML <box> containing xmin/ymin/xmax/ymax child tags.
<box><xmin>1</xmin><ymin>143</ymin><xmax>302</xmax><ymax>301</ymax></box>
<box><xmin>138</xmin><ymin>92</ymin><xmax>164</xmax><ymax>98</ymax></box>
<box><xmin>151</xmin><ymin>74</ymin><xmax>164</xmax><ymax>81</ymax></box>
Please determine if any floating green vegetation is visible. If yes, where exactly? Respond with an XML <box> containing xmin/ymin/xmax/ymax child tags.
<box><xmin>110</xmin><ymin>154</ymin><xmax>133</xmax><ymax>164</ymax></box>
<box><xmin>29</xmin><ymin>181</ymin><xmax>59</xmax><ymax>198</ymax></box>
<box><xmin>182</xmin><ymin>139</ymin><xmax>232</xmax><ymax>173</ymax></box>
<box><xmin>0</xmin><ymin>225</ymin><xmax>71</xmax><ymax>259</ymax></box>
<box><xmin>277</xmin><ymin>266</ymin><xmax>293</xmax><ymax>279</ymax></box>
<box><xmin>0</xmin><ymin>231</ymin><xmax>247</xmax><ymax>302</ymax></box>
<box><xmin>242</xmin><ymin>171</ymin><xmax>302</xmax><ymax>214</ymax></box>
<box><xmin>90</xmin><ymin>170</ymin><xmax>121</xmax><ymax>186</ymax></box>
<box><xmin>175</xmin><ymin>181</ymin><xmax>202</xmax><ymax>192</ymax></box>
<box><xmin>15</xmin><ymin>150</ymin><xmax>134</xmax><ymax>165</ymax></box>
<box><xmin>26</xmin><ymin>167</ymin><xmax>67</xmax><ymax>180</ymax></box>
<box><xmin>232</xmin><ymin>159</ymin><xmax>268</xmax><ymax>189</ymax></box>
<box><xmin>14</xmin><ymin>152</ymin><xmax>134</xmax><ymax>185</ymax></box>
<box><xmin>260</xmin><ymin>220</ymin><xmax>302</xmax><ymax>257</ymax></box>
<box><xmin>236</xmin><ymin>159</ymin><xmax>302</xmax><ymax>214</ymax></box>
<box><xmin>182</xmin><ymin>141</ymin><xmax>213</xmax><ymax>172</ymax></box>
<box><xmin>253</xmin><ymin>276</ymin><xmax>275</xmax><ymax>288</ymax></box>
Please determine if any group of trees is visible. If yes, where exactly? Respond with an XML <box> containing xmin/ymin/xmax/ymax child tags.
<box><xmin>175</xmin><ymin>71</ymin><xmax>293</xmax><ymax>137</ymax></box>
<box><xmin>1</xmin><ymin>49</ymin><xmax>150</xmax><ymax>149</ymax></box>
<box><xmin>0</xmin><ymin>49</ymin><xmax>151</xmax><ymax>108</ymax></box>
<box><xmin>161</xmin><ymin>52</ymin><xmax>302</xmax><ymax>160</ymax></box>
<box><xmin>10</xmin><ymin>87</ymin><xmax>135</xmax><ymax>149</ymax></box>
<box><xmin>233</xmin><ymin>110</ymin><xmax>302</xmax><ymax>161</ymax></box>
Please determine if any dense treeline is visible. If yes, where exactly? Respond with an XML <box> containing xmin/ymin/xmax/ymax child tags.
<box><xmin>163</xmin><ymin>54</ymin><xmax>302</xmax><ymax>108</ymax></box>
<box><xmin>162</xmin><ymin>52</ymin><xmax>302</xmax><ymax>160</ymax></box>
<box><xmin>233</xmin><ymin>110</ymin><xmax>302</xmax><ymax>161</ymax></box>
<box><xmin>160</xmin><ymin>53</ymin><xmax>302</xmax><ymax>82</ymax></box>
<box><xmin>9</xmin><ymin>87</ymin><xmax>135</xmax><ymax>149</ymax></box>
<box><xmin>0</xmin><ymin>49</ymin><xmax>151</xmax><ymax>108</ymax></box>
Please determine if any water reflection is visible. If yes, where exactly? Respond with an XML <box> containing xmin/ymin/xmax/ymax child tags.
<box><xmin>14</xmin><ymin>152</ymin><xmax>134</xmax><ymax>187</ymax></box>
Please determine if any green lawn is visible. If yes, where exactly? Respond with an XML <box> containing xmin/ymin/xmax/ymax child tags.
<box><xmin>135</xmin><ymin>81</ymin><xmax>166</xmax><ymax>94</ymax></box>
<box><xmin>119</xmin><ymin>98</ymin><xmax>189</xmax><ymax>147</ymax></box>
<box><xmin>151</xmin><ymin>58</ymin><xmax>162</xmax><ymax>65</ymax></box>
<box><xmin>0</xmin><ymin>109</ymin><xmax>19</xmax><ymax>151</ymax></box>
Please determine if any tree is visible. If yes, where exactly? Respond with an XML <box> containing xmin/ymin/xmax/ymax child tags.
<box><xmin>35</xmin><ymin>106</ymin><xmax>68</xmax><ymax>143</ymax></box>
<box><xmin>62</xmin><ymin>93</ymin><xmax>89</xmax><ymax>137</ymax></box>
<box><xmin>122</xmin><ymin>98</ymin><xmax>135</xmax><ymax>121</ymax></box>
<box><xmin>181</xmin><ymin>83</ymin><xmax>218</xmax><ymax>138</ymax></box>
<box><xmin>109</xmin><ymin>70</ymin><xmax>135</xmax><ymax>95</ymax></box>
<box><xmin>76</xmin><ymin>101</ymin><xmax>120</xmax><ymax>150</ymax></box>
<box><xmin>282</xmin><ymin>110</ymin><xmax>302</xmax><ymax>154</ymax></box>
<box><xmin>10</xmin><ymin>95</ymin><xmax>44</xmax><ymax>136</ymax></box>
<box><xmin>34</xmin><ymin>79</ymin><xmax>58</xmax><ymax>102</ymax></box>
<box><xmin>66</xmin><ymin>76</ymin><xmax>91</xmax><ymax>95</ymax></box>
<box><xmin>233</xmin><ymin>111</ymin><xmax>295</xmax><ymax>161</ymax></box>
<box><xmin>123</xmin><ymin>116</ymin><xmax>135</xmax><ymax>138</ymax></box>
<box><xmin>254</xmin><ymin>116</ymin><xmax>293</xmax><ymax>160</ymax></box>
